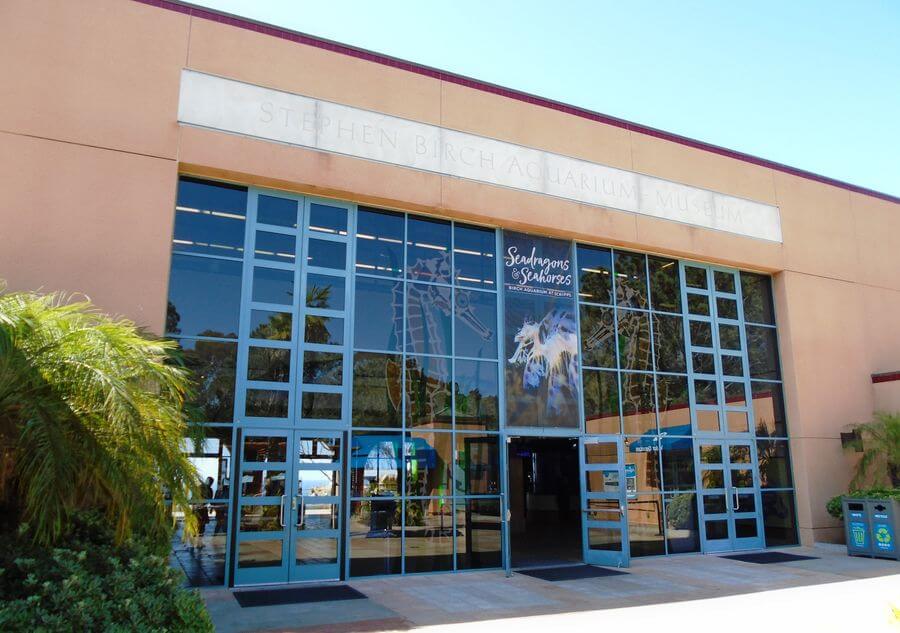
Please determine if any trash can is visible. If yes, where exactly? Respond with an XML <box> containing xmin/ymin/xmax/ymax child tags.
<box><xmin>843</xmin><ymin>497</ymin><xmax>900</xmax><ymax>561</ymax></box>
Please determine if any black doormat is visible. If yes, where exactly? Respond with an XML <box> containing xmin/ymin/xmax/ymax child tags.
<box><xmin>517</xmin><ymin>564</ymin><xmax>627</xmax><ymax>581</ymax></box>
<box><xmin>721</xmin><ymin>551</ymin><xmax>818</xmax><ymax>564</ymax></box>
<box><xmin>234</xmin><ymin>584</ymin><xmax>366</xmax><ymax>608</ymax></box>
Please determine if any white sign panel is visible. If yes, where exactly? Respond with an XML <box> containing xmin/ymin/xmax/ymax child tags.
<box><xmin>178</xmin><ymin>70</ymin><xmax>782</xmax><ymax>242</ymax></box>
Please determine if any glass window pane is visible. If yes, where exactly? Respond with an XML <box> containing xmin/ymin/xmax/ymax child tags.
<box><xmin>454</xmin><ymin>359</ymin><xmax>500</xmax><ymax>431</ymax></box>
<box><xmin>628</xmin><ymin>494</ymin><xmax>665</xmax><ymax>557</ymax></box>
<box><xmin>580</xmin><ymin>305</ymin><xmax>616</xmax><ymax>368</ymax></box>
<box><xmin>302</xmin><ymin>351</ymin><xmax>343</xmax><ymax>385</ymax></box>
<box><xmin>456</xmin><ymin>499</ymin><xmax>502</xmax><ymax>569</ymax></box>
<box><xmin>243</xmin><ymin>436</ymin><xmax>287</xmax><ymax>462</ymax></box>
<box><xmin>349</xmin><ymin>432</ymin><xmax>402</xmax><ymax>497</ymax></box>
<box><xmin>588</xmin><ymin>526</ymin><xmax>622</xmax><ymax>551</ymax></box>
<box><xmin>700</xmin><ymin>444</ymin><xmax>722</xmax><ymax>463</ymax></box>
<box><xmin>664</xmin><ymin>493</ymin><xmax>700</xmax><ymax>554</ymax></box>
<box><xmin>702</xmin><ymin>470</ymin><xmax>725</xmax><ymax>489</ymax></box>
<box><xmin>455</xmin><ymin>434</ymin><xmax>500</xmax><ymax>495</ymax></box>
<box><xmin>252</xmin><ymin>267</ymin><xmax>294</xmax><ymax>306</ymax></box>
<box><xmin>454</xmin><ymin>224</ymin><xmax>496</xmax><ymax>289</ymax></box>
<box><xmin>351</xmin><ymin>352</ymin><xmax>402</xmax><ymax>428</ymax></box>
<box><xmin>583</xmin><ymin>370</ymin><xmax>621</xmax><ymax>434</ymax></box>
<box><xmin>694</xmin><ymin>379</ymin><xmax>718</xmax><ymax>405</ymax></box>
<box><xmin>687</xmin><ymin>293</ymin><xmax>710</xmax><ymax>316</ymax></box>
<box><xmin>306</xmin><ymin>239</ymin><xmax>346</xmax><ymax>270</ymax></box>
<box><xmin>721</xmin><ymin>354</ymin><xmax>744</xmax><ymax>377</ymax></box>
<box><xmin>714</xmin><ymin>271</ymin><xmax>736</xmax><ymax>294</ymax></box>
<box><xmin>406</xmin><ymin>217</ymin><xmax>451</xmax><ymax>283</ymax></box>
<box><xmin>703</xmin><ymin>494</ymin><xmax>727</xmax><ymax>514</ymax></box>
<box><xmin>614</xmin><ymin>251</ymin><xmax>648</xmax><ymax>309</ymax></box>
<box><xmin>166</xmin><ymin>254</ymin><xmax>242</xmax><ymax>338</ymax></box>
<box><xmin>254</xmin><ymin>231</ymin><xmax>295</xmax><ymax>264</ymax></box>
<box><xmin>308</xmin><ymin>202</ymin><xmax>348</xmax><ymax>236</ymax></box>
<box><xmin>584</xmin><ymin>442</ymin><xmax>617</xmax><ymax>464</ymax></box>
<box><xmin>715</xmin><ymin>297</ymin><xmax>738</xmax><ymax>320</ymax></box>
<box><xmin>696</xmin><ymin>410</ymin><xmax>721</xmax><ymax>432</ymax></box>
<box><xmin>245</xmin><ymin>389</ymin><xmax>288</xmax><ymax>418</ymax></box>
<box><xmin>731</xmin><ymin>469</ymin><xmax>754</xmax><ymax>487</ymax></box>
<box><xmin>257</xmin><ymin>194</ymin><xmax>298</xmax><ymax>228</ymax></box>
<box><xmin>296</xmin><ymin>537</ymin><xmax>338</xmax><ymax>565</ymax></box>
<box><xmin>684</xmin><ymin>266</ymin><xmax>707</xmax><ymax>289</ymax></box>
<box><xmin>349</xmin><ymin>500</ymin><xmax>401</xmax><ymax>576</ymax></box>
<box><xmin>406</xmin><ymin>356</ymin><xmax>452</xmax><ymax>429</ymax></box>
<box><xmin>734</xmin><ymin>518</ymin><xmax>758</xmax><ymax>538</ymax></box>
<box><xmin>455</xmin><ymin>289</ymin><xmax>497</xmax><ymax>359</ymax></box>
<box><xmin>297</xmin><ymin>469</ymin><xmax>340</xmax><ymax>497</ymax></box>
<box><xmin>705</xmin><ymin>519</ymin><xmax>728</xmax><ymax>540</ymax></box>
<box><xmin>617</xmin><ymin>309</ymin><xmax>652</xmax><ymax>372</ymax></box>
<box><xmin>306</xmin><ymin>273</ymin><xmax>346</xmax><ymax>311</ymax></box>
<box><xmin>405</xmin><ymin>433</ymin><xmax>453</xmax><ymax>497</ymax></box>
<box><xmin>185</xmin><ymin>428</ymin><xmax>233</xmax><ymax>497</ymax></box>
<box><xmin>238</xmin><ymin>539</ymin><xmax>283</xmax><ymax>568</ymax></box>
<box><xmin>692</xmin><ymin>352</ymin><xmax>715</xmax><ymax>375</ymax></box>
<box><xmin>239</xmin><ymin>505</ymin><xmax>282</xmax><ymax>532</ymax></box>
<box><xmin>304</xmin><ymin>315</ymin><xmax>344</xmax><ymax>346</ymax></box>
<box><xmin>250</xmin><ymin>310</ymin><xmax>292</xmax><ymax>341</ymax></box>
<box><xmin>729</xmin><ymin>444</ymin><xmax>751</xmax><ymax>463</ymax></box>
<box><xmin>247</xmin><ymin>346</ymin><xmax>290</xmax><ymax>383</ymax></box>
<box><xmin>656</xmin><ymin>375</ymin><xmax>689</xmax><ymax>431</ymax></box>
<box><xmin>177</xmin><ymin>339</ymin><xmax>237</xmax><ymax>422</ymax></box>
<box><xmin>625</xmin><ymin>440</ymin><xmax>660</xmax><ymax>492</ymax></box>
<box><xmin>297</xmin><ymin>437</ymin><xmax>340</xmax><ymax>464</ymax></box>
<box><xmin>406</xmin><ymin>282</ymin><xmax>452</xmax><ymax>356</ymax></box>
<box><xmin>718</xmin><ymin>324</ymin><xmax>741</xmax><ymax>350</ymax></box>
<box><xmin>757</xmin><ymin>439</ymin><xmax>793</xmax><ymax>488</ymax></box>
<box><xmin>746</xmin><ymin>325</ymin><xmax>781</xmax><ymax>380</ymax></box>
<box><xmin>354</xmin><ymin>277</ymin><xmax>403</xmax><ymax>352</ymax></box>
<box><xmin>404</xmin><ymin>500</ymin><xmax>454</xmax><ymax>573</ymax></box>
<box><xmin>740</xmin><ymin>272</ymin><xmax>775</xmax><ymax>325</ymax></box>
<box><xmin>620</xmin><ymin>372</ymin><xmax>656</xmax><ymax>435</ymax></box>
<box><xmin>172</xmin><ymin>502</ymin><xmax>228</xmax><ymax>584</ymax></box>
<box><xmin>762</xmin><ymin>491</ymin><xmax>798</xmax><ymax>546</ymax></box>
<box><xmin>726</xmin><ymin>411</ymin><xmax>750</xmax><ymax>433</ymax></box>
<box><xmin>724</xmin><ymin>381</ymin><xmax>747</xmax><ymax>408</ymax></box>
<box><xmin>653</xmin><ymin>314</ymin><xmax>686</xmax><ymax>373</ymax></box>
<box><xmin>649</xmin><ymin>257</ymin><xmax>681</xmax><ymax>313</ymax></box>
<box><xmin>173</xmin><ymin>178</ymin><xmax>247</xmax><ymax>257</ymax></box>
<box><xmin>751</xmin><ymin>382</ymin><xmax>787</xmax><ymax>436</ymax></box>
<box><xmin>577</xmin><ymin>245</ymin><xmax>613</xmax><ymax>305</ymax></box>
<box><xmin>661</xmin><ymin>437</ymin><xmax>695</xmax><ymax>491</ymax></box>
<box><xmin>301</xmin><ymin>392</ymin><xmax>342</xmax><ymax>420</ymax></box>
<box><xmin>356</xmin><ymin>207</ymin><xmax>404</xmax><ymax>278</ymax></box>
<box><xmin>689</xmin><ymin>320</ymin><xmax>713</xmax><ymax>348</ymax></box>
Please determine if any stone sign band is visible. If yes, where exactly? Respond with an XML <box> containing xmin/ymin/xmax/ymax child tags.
<box><xmin>178</xmin><ymin>69</ymin><xmax>783</xmax><ymax>242</ymax></box>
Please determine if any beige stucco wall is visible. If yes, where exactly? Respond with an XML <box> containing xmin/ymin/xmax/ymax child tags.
<box><xmin>1</xmin><ymin>0</ymin><xmax>898</xmax><ymax>543</ymax></box>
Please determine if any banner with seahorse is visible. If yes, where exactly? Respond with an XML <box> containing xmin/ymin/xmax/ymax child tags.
<box><xmin>503</xmin><ymin>231</ymin><xmax>580</xmax><ymax>428</ymax></box>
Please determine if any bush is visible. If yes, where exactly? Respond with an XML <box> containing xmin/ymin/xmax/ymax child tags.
<box><xmin>825</xmin><ymin>488</ymin><xmax>900</xmax><ymax>520</ymax></box>
<box><xmin>0</xmin><ymin>513</ymin><xmax>213</xmax><ymax>632</ymax></box>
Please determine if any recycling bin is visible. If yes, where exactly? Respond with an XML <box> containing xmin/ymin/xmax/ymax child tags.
<box><xmin>843</xmin><ymin>497</ymin><xmax>899</xmax><ymax>560</ymax></box>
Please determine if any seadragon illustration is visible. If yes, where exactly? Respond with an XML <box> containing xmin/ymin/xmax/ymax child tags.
<box><xmin>385</xmin><ymin>251</ymin><xmax>494</xmax><ymax>422</ymax></box>
<box><xmin>507</xmin><ymin>309</ymin><xmax>579</xmax><ymax>415</ymax></box>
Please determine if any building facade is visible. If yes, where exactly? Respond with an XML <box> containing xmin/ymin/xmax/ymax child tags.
<box><xmin>2</xmin><ymin>0</ymin><xmax>898</xmax><ymax>588</ymax></box>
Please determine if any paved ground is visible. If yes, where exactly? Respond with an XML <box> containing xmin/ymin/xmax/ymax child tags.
<box><xmin>201</xmin><ymin>544</ymin><xmax>900</xmax><ymax>633</ymax></box>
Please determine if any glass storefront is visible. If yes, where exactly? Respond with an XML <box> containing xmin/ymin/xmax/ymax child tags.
<box><xmin>166</xmin><ymin>176</ymin><xmax>797</xmax><ymax>586</ymax></box>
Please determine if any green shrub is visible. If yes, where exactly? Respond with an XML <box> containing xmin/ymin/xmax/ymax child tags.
<box><xmin>0</xmin><ymin>513</ymin><xmax>213</xmax><ymax>633</ymax></box>
<box><xmin>825</xmin><ymin>488</ymin><xmax>900</xmax><ymax>520</ymax></box>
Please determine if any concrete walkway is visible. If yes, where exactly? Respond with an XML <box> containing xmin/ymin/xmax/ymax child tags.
<box><xmin>202</xmin><ymin>544</ymin><xmax>899</xmax><ymax>633</ymax></box>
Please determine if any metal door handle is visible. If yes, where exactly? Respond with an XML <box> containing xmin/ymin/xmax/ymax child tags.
<box><xmin>296</xmin><ymin>497</ymin><xmax>304</xmax><ymax>528</ymax></box>
<box><xmin>733</xmin><ymin>488</ymin><xmax>740</xmax><ymax>511</ymax></box>
<box><xmin>279</xmin><ymin>495</ymin><xmax>286</xmax><ymax>527</ymax></box>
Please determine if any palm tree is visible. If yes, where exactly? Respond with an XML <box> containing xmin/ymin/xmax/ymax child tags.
<box><xmin>0</xmin><ymin>283</ymin><xmax>201</xmax><ymax>546</ymax></box>
<box><xmin>850</xmin><ymin>411</ymin><xmax>900</xmax><ymax>490</ymax></box>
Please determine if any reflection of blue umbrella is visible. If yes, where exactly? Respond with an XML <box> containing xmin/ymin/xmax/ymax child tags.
<box><xmin>350</xmin><ymin>435</ymin><xmax>436</xmax><ymax>468</ymax></box>
<box><xmin>628</xmin><ymin>425</ymin><xmax>692</xmax><ymax>452</ymax></box>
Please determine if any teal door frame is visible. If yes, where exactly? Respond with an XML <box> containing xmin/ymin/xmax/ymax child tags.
<box><xmin>580</xmin><ymin>435</ymin><xmax>630</xmax><ymax>567</ymax></box>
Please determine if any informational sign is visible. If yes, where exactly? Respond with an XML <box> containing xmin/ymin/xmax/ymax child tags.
<box><xmin>503</xmin><ymin>231</ymin><xmax>579</xmax><ymax>428</ymax></box>
<box><xmin>178</xmin><ymin>70</ymin><xmax>784</xmax><ymax>242</ymax></box>
<box><xmin>624</xmin><ymin>463</ymin><xmax>638</xmax><ymax>500</ymax></box>
<box><xmin>849</xmin><ymin>520</ymin><xmax>868</xmax><ymax>549</ymax></box>
<box><xmin>872</xmin><ymin>511</ymin><xmax>895</xmax><ymax>553</ymax></box>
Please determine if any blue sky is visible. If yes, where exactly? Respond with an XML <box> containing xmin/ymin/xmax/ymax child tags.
<box><xmin>192</xmin><ymin>0</ymin><xmax>900</xmax><ymax>198</ymax></box>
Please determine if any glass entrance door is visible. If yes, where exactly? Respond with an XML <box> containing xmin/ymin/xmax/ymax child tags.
<box><xmin>580</xmin><ymin>436</ymin><xmax>629</xmax><ymax>567</ymax></box>
<box><xmin>234</xmin><ymin>430</ymin><xmax>344</xmax><ymax>585</ymax></box>
<box><xmin>696</xmin><ymin>439</ymin><xmax>764</xmax><ymax>552</ymax></box>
